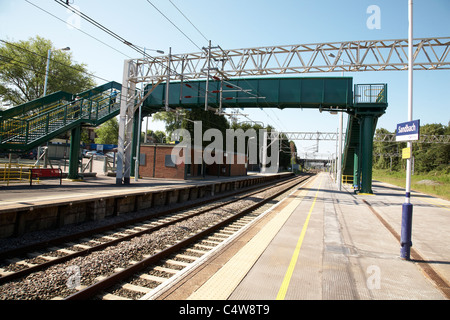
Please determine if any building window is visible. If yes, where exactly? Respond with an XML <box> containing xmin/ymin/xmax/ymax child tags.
<box><xmin>165</xmin><ymin>154</ymin><xmax>177</xmax><ymax>167</ymax></box>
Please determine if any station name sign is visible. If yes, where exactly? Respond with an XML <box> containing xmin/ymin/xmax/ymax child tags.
<box><xmin>396</xmin><ymin>120</ymin><xmax>420</xmax><ymax>142</ymax></box>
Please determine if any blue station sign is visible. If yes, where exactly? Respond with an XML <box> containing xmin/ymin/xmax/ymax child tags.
<box><xmin>396</xmin><ymin>120</ymin><xmax>420</xmax><ymax>142</ymax></box>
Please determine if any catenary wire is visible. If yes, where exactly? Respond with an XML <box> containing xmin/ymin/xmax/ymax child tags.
<box><xmin>25</xmin><ymin>1</ymin><xmax>266</xmax><ymax>131</ymax></box>
<box><xmin>145</xmin><ymin>0</ymin><xmax>204</xmax><ymax>51</ymax></box>
<box><xmin>168</xmin><ymin>0</ymin><xmax>209</xmax><ymax>43</ymax></box>
<box><xmin>24</xmin><ymin>0</ymin><xmax>132</xmax><ymax>59</ymax></box>
<box><xmin>54</xmin><ymin>0</ymin><xmax>158</xmax><ymax>62</ymax></box>
<box><xmin>54</xmin><ymin>0</ymin><xmax>226</xmax><ymax>101</ymax></box>
<box><xmin>52</xmin><ymin>0</ymin><xmax>194</xmax><ymax>83</ymax></box>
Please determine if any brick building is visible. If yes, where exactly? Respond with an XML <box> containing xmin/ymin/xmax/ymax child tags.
<box><xmin>139</xmin><ymin>144</ymin><xmax>247</xmax><ymax>180</ymax></box>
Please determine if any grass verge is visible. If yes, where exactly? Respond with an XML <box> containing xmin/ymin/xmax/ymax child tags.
<box><xmin>372</xmin><ymin>169</ymin><xmax>450</xmax><ymax>201</ymax></box>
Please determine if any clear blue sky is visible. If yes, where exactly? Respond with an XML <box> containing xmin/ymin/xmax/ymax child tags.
<box><xmin>1</xmin><ymin>0</ymin><xmax>449</xmax><ymax>155</ymax></box>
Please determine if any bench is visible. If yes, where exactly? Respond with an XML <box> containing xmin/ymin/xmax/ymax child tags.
<box><xmin>30</xmin><ymin>168</ymin><xmax>63</xmax><ymax>186</ymax></box>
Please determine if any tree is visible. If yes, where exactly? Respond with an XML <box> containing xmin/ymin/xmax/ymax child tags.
<box><xmin>230</xmin><ymin>121</ymin><xmax>263</xmax><ymax>167</ymax></box>
<box><xmin>95</xmin><ymin>118</ymin><xmax>119</xmax><ymax>144</ymax></box>
<box><xmin>414</xmin><ymin>123</ymin><xmax>450</xmax><ymax>173</ymax></box>
<box><xmin>144</xmin><ymin>129</ymin><xmax>167</xmax><ymax>143</ymax></box>
<box><xmin>80</xmin><ymin>128</ymin><xmax>91</xmax><ymax>145</ymax></box>
<box><xmin>151</xmin><ymin>111</ymin><xmax>183</xmax><ymax>139</ymax></box>
<box><xmin>373</xmin><ymin>127</ymin><xmax>403</xmax><ymax>171</ymax></box>
<box><xmin>373</xmin><ymin>123</ymin><xmax>450</xmax><ymax>173</ymax></box>
<box><xmin>278</xmin><ymin>133</ymin><xmax>291</xmax><ymax>170</ymax></box>
<box><xmin>289</xmin><ymin>141</ymin><xmax>298</xmax><ymax>165</ymax></box>
<box><xmin>181</xmin><ymin>108</ymin><xmax>230</xmax><ymax>147</ymax></box>
<box><xmin>153</xmin><ymin>108</ymin><xmax>230</xmax><ymax>145</ymax></box>
<box><xmin>0</xmin><ymin>36</ymin><xmax>95</xmax><ymax>105</ymax></box>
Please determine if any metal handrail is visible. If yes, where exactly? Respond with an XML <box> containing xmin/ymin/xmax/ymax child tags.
<box><xmin>342</xmin><ymin>174</ymin><xmax>354</xmax><ymax>185</ymax></box>
<box><xmin>354</xmin><ymin>83</ymin><xmax>387</xmax><ymax>104</ymax></box>
<box><xmin>0</xmin><ymin>163</ymin><xmax>41</xmax><ymax>186</ymax></box>
<box><xmin>1</xmin><ymin>91</ymin><xmax>121</xmax><ymax>146</ymax></box>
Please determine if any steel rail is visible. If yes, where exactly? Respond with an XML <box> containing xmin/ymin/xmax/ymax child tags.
<box><xmin>0</xmin><ymin>175</ymin><xmax>297</xmax><ymax>285</ymax></box>
<box><xmin>0</xmin><ymin>175</ymin><xmax>294</xmax><ymax>261</ymax></box>
<box><xmin>64</xmin><ymin>174</ymin><xmax>312</xmax><ymax>300</ymax></box>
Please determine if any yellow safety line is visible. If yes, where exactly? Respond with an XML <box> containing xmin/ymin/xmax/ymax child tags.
<box><xmin>276</xmin><ymin>176</ymin><xmax>323</xmax><ymax>300</ymax></box>
<box><xmin>415</xmin><ymin>196</ymin><xmax>450</xmax><ymax>212</ymax></box>
<box><xmin>186</xmin><ymin>177</ymin><xmax>314</xmax><ymax>300</ymax></box>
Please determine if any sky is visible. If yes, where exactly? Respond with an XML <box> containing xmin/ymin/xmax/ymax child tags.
<box><xmin>0</xmin><ymin>0</ymin><xmax>449</xmax><ymax>156</ymax></box>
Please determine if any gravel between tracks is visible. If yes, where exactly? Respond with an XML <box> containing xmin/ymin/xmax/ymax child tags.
<box><xmin>0</xmin><ymin>179</ymin><xmax>297</xmax><ymax>300</ymax></box>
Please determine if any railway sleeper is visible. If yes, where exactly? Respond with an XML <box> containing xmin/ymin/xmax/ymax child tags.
<box><xmin>102</xmin><ymin>293</ymin><xmax>132</xmax><ymax>300</ymax></box>
<box><xmin>73</xmin><ymin>244</ymin><xmax>93</xmax><ymax>250</ymax></box>
<box><xmin>185</xmin><ymin>248</ymin><xmax>206</xmax><ymax>256</ymax></box>
<box><xmin>0</xmin><ymin>268</ymin><xmax>14</xmax><ymax>277</ymax></box>
<box><xmin>122</xmin><ymin>283</ymin><xmax>152</xmax><ymax>294</ymax></box>
<box><xmin>140</xmin><ymin>273</ymin><xmax>167</xmax><ymax>283</ymax></box>
<box><xmin>8</xmin><ymin>174</ymin><xmax>306</xmax><ymax>300</ymax></box>
<box><xmin>208</xmin><ymin>235</ymin><xmax>227</xmax><ymax>241</ymax></box>
<box><xmin>174</xmin><ymin>254</ymin><xmax>197</xmax><ymax>262</ymax></box>
<box><xmin>202</xmin><ymin>239</ymin><xmax>223</xmax><ymax>245</ymax></box>
<box><xmin>165</xmin><ymin>259</ymin><xmax>190</xmax><ymax>267</ymax></box>
<box><xmin>153</xmin><ymin>266</ymin><xmax>178</xmax><ymax>274</ymax></box>
<box><xmin>37</xmin><ymin>255</ymin><xmax>59</xmax><ymax>261</ymax></box>
<box><xmin>5</xmin><ymin>258</ymin><xmax>36</xmax><ymax>267</ymax></box>
<box><xmin>194</xmin><ymin>244</ymin><xmax>215</xmax><ymax>250</ymax></box>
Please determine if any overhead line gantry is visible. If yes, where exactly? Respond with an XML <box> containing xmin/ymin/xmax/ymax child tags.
<box><xmin>130</xmin><ymin>37</ymin><xmax>450</xmax><ymax>82</ymax></box>
<box><xmin>112</xmin><ymin>37</ymin><xmax>450</xmax><ymax>192</ymax></box>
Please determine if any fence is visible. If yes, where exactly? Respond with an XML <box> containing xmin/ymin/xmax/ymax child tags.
<box><xmin>0</xmin><ymin>163</ymin><xmax>39</xmax><ymax>186</ymax></box>
<box><xmin>354</xmin><ymin>84</ymin><xmax>387</xmax><ymax>104</ymax></box>
<box><xmin>342</xmin><ymin>174</ymin><xmax>354</xmax><ymax>185</ymax></box>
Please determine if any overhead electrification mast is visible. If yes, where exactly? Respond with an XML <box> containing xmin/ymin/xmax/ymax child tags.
<box><xmin>116</xmin><ymin>37</ymin><xmax>450</xmax><ymax>184</ymax></box>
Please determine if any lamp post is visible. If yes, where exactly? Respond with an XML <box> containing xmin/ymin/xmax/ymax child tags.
<box><xmin>43</xmin><ymin>47</ymin><xmax>70</xmax><ymax>97</ymax></box>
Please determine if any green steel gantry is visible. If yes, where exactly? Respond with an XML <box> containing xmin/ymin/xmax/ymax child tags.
<box><xmin>142</xmin><ymin>77</ymin><xmax>388</xmax><ymax>194</ymax></box>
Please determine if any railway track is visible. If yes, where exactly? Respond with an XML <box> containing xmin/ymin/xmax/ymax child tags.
<box><xmin>0</xmin><ymin>174</ymin><xmax>312</xmax><ymax>300</ymax></box>
<box><xmin>0</xmin><ymin>175</ymin><xmax>294</xmax><ymax>280</ymax></box>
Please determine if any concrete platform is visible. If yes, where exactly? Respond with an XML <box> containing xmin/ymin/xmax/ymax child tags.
<box><xmin>182</xmin><ymin>172</ymin><xmax>449</xmax><ymax>300</ymax></box>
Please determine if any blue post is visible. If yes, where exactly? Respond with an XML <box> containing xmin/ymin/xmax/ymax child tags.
<box><xmin>401</xmin><ymin>0</ymin><xmax>415</xmax><ymax>262</ymax></box>
<box><xmin>400</xmin><ymin>202</ymin><xmax>413</xmax><ymax>259</ymax></box>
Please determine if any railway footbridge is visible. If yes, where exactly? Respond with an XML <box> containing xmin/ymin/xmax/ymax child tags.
<box><xmin>141</xmin><ymin>77</ymin><xmax>387</xmax><ymax>194</ymax></box>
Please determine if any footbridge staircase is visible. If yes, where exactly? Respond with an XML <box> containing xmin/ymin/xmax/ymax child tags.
<box><xmin>0</xmin><ymin>81</ymin><xmax>122</xmax><ymax>178</ymax></box>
